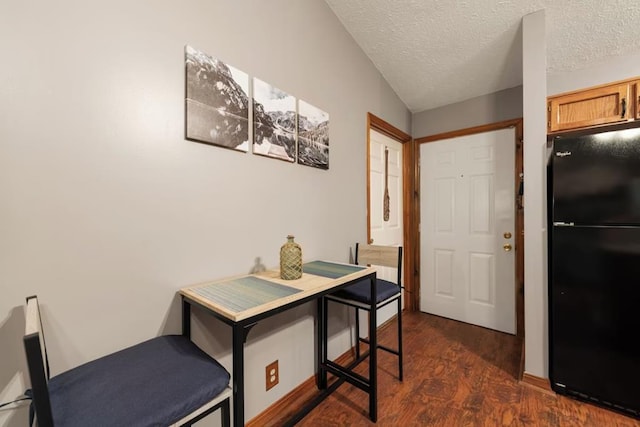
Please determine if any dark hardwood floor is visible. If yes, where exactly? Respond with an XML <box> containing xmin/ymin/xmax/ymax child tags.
<box><xmin>268</xmin><ymin>311</ymin><xmax>640</xmax><ymax>426</ymax></box>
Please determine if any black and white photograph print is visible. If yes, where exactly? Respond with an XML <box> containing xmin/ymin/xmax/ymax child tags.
<box><xmin>185</xmin><ymin>45</ymin><xmax>250</xmax><ymax>152</ymax></box>
<box><xmin>297</xmin><ymin>100</ymin><xmax>329</xmax><ymax>170</ymax></box>
<box><xmin>252</xmin><ymin>78</ymin><xmax>296</xmax><ymax>162</ymax></box>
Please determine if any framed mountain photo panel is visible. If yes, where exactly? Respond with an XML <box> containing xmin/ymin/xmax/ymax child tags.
<box><xmin>297</xmin><ymin>100</ymin><xmax>329</xmax><ymax>169</ymax></box>
<box><xmin>252</xmin><ymin>78</ymin><xmax>297</xmax><ymax>162</ymax></box>
<box><xmin>185</xmin><ymin>46</ymin><xmax>250</xmax><ymax>152</ymax></box>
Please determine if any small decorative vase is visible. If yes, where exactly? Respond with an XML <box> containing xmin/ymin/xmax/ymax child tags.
<box><xmin>280</xmin><ymin>235</ymin><xmax>302</xmax><ymax>280</ymax></box>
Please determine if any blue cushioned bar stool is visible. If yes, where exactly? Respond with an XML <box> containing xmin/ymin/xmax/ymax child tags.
<box><xmin>326</xmin><ymin>243</ymin><xmax>403</xmax><ymax>380</ymax></box>
<box><xmin>23</xmin><ymin>295</ymin><xmax>232</xmax><ymax>427</ymax></box>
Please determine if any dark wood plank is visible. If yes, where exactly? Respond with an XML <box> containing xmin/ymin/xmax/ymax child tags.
<box><xmin>261</xmin><ymin>312</ymin><xmax>640</xmax><ymax>426</ymax></box>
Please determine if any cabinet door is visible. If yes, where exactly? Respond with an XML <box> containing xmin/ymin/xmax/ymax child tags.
<box><xmin>633</xmin><ymin>80</ymin><xmax>640</xmax><ymax>120</ymax></box>
<box><xmin>548</xmin><ymin>83</ymin><xmax>631</xmax><ymax>133</ymax></box>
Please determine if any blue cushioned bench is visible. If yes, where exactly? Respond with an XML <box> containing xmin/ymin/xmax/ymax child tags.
<box><xmin>23</xmin><ymin>296</ymin><xmax>231</xmax><ymax>427</ymax></box>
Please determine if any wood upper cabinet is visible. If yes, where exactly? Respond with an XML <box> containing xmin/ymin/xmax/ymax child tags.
<box><xmin>547</xmin><ymin>81</ymin><xmax>634</xmax><ymax>133</ymax></box>
<box><xmin>633</xmin><ymin>80</ymin><xmax>640</xmax><ymax>120</ymax></box>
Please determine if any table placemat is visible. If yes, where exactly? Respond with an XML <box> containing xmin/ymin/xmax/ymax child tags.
<box><xmin>303</xmin><ymin>261</ymin><xmax>365</xmax><ymax>279</ymax></box>
<box><xmin>190</xmin><ymin>276</ymin><xmax>302</xmax><ymax>312</ymax></box>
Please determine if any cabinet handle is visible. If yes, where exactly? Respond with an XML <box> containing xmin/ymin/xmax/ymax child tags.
<box><xmin>621</xmin><ymin>98</ymin><xmax>626</xmax><ymax>118</ymax></box>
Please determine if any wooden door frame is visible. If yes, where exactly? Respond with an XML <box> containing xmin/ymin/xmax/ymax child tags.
<box><xmin>414</xmin><ymin>118</ymin><xmax>525</xmax><ymax>337</ymax></box>
<box><xmin>366</xmin><ymin>113</ymin><xmax>416</xmax><ymax>310</ymax></box>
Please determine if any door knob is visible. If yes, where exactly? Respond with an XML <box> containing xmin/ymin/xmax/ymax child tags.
<box><xmin>503</xmin><ymin>243</ymin><xmax>512</xmax><ymax>252</ymax></box>
<box><xmin>503</xmin><ymin>232</ymin><xmax>512</xmax><ymax>239</ymax></box>
<box><xmin>369</xmin><ymin>238</ymin><xmax>374</xmax><ymax>244</ymax></box>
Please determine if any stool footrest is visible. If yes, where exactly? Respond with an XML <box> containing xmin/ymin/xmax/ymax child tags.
<box><xmin>323</xmin><ymin>360</ymin><xmax>371</xmax><ymax>393</ymax></box>
<box><xmin>358</xmin><ymin>338</ymin><xmax>399</xmax><ymax>356</ymax></box>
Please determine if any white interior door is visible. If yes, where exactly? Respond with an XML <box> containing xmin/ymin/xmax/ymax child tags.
<box><xmin>367</xmin><ymin>129</ymin><xmax>403</xmax><ymax>328</ymax></box>
<box><xmin>369</xmin><ymin>129</ymin><xmax>403</xmax><ymax>247</ymax></box>
<box><xmin>419</xmin><ymin>128</ymin><xmax>515</xmax><ymax>334</ymax></box>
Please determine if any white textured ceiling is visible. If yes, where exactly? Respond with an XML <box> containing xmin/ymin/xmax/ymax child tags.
<box><xmin>325</xmin><ymin>0</ymin><xmax>640</xmax><ymax>113</ymax></box>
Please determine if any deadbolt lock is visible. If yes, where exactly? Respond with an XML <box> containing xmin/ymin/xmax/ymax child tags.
<box><xmin>504</xmin><ymin>232</ymin><xmax>512</xmax><ymax>239</ymax></box>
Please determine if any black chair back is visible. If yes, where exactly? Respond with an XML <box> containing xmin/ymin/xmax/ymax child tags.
<box><xmin>23</xmin><ymin>295</ymin><xmax>54</xmax><ymax>427</ymax></box>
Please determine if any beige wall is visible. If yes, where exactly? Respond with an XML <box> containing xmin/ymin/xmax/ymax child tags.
<box><xmin>0</xmin><ymin>1</ymin><xmax>410</xmax><ymax>425</ymax></box>
<box><xmin>412</xmin><ymin>86</ymin><xmax>523</xmax><ymax>138</ymax></box>
<box><xmin>522</xmin><ymin>9</ymin><xmax>549</xmax><ymax>379</ymax></box>
<box><xmin>548</xmin><ymin>50</ymin><xmax>640</xmax><ymax>96</ymax></box>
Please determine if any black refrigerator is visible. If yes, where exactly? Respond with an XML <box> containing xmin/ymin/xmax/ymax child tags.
<box><xmin>549</xmin><ymin>126</ymin><xmax>640</xmax><ymax>418</ymax></box>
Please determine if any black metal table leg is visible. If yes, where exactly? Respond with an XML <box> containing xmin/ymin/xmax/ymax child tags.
<box><xmin>368</xmin><ymin>274</ymin><xmax>377</xmax><ymax>422</ymax></box>
<box><xmin>317</xmin><ymin>296</ymin><xmax>328</xmax><ymax>389</ymax></box>
<box><xmin>232</xmin><ymin>323</ymin><xmax>245</xmax><ymax>427</ymax></box>
<box><xmin>182</xmin><ymin>297</ymin><xmax>191</xmax><ymax>338</ymax></box>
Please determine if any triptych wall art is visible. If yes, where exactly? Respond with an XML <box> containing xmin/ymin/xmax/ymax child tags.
<box><xmin>185</xmin><ymin>45</ymin><xmax>329</xmax><ymax>170</ymax></box>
